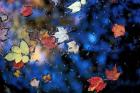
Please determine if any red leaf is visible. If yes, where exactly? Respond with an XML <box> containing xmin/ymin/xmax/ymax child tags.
<box><xmin>105</xmin><ymin>65</ymin><xmax>121</xmax><ymax>81</ymax></box>
<box><xmin>21</xmin><ymin>5</ymin><xmax>32</xmax><ymax>17</ymax></box>
<box><xmin>41</xmin><ymin>36</ymin><xmax>56</xmax><ymax>49</ymax></box>
<box><xmin>87</xmin><ymin>77</ymin><xmax>106</xmax><ymax>92</ymax></box>
<box><xmin>13</xmin><ymin>61</ymin><xmax>24</xmax><ymax>69</ymax></box>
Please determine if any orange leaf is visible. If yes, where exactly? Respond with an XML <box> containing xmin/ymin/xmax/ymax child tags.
<box><xmin>42</xmin><ymin>74</ymin><xmax>51</xmax><ymax>83</ymax></box>
<box><xmin>105</xmin><ymin>65</ymin><xmax>121</xmax><ymax>80</ymax></box>
<box><xmin>112</xmin><ymin>24</ymin><xmax>125</xmax><ymax>38</ymax></box>
<box><xmin>13</xmin><ymin>61</ymin><xmax>24</xmax><ymax>69</ymax></box>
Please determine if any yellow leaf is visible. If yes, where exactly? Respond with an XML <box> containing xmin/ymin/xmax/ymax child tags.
<box><xmin>14</xmin><ymin>70</ymin><xmax>21</xmax><ymax>77</ymax></box>
<box><xmin>20</xmin><ymin>40</ymin><xmax>29</xmax><ymax>55</ymax></box>
<box><xmin>11</xmin><ymin>46</ymin><xmax>21</xmax><ymax>54</ymax></box>
<box><xmin>15</xmin><ymin>54</ymin><xmax>22</xmax><ymax>63</ymax></box>
<box><xmin>22</xmin><ymin>56</ymin><xmax>29</xmax><ymax>63</ymax></box>
<box><xmin>5</xmin><ymin>53</ymin><xmax>15</xmax><ymax>61</ymax></box>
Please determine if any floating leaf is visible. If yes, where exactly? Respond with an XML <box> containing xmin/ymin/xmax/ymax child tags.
<box><xmin>87</xmin><ymin>77</ymin><xmax>106</xmax><ymax>93</ymax></box>
<box><xmin>5</xmin><ymin>53</ymin><xmax>15</xmax><ymax>61</ymax></box>
<box><xmin>30</xmin><ymin>78</ymin><xmax>40</xmax><ymax>88</ymax></box>
<box><xmin>68</xmin><ymin>1</ymin><xmax>81</xmax><ymax>13</ymax></box>
<box><xmin>105</xmin><ymin>65</ymin><xmax>121</xmax><ymax>81</ymax></box>
<box><xmin>20</xmin><ymin>40</ymin><xmax>29</xmax><ymax>55</ymax></box>
<box><xmin>13</xmin><ymin>70</ymin><xmax>21</xmax><ymax>77</ymax></box>
<box><xmin>21</xmin><ymin>5</ymin><xmax>32</xmax><ymax>17</ymax></box>
<box><xmin>67</xmin><ymin>41</ymin><xmax>79</xmax><ymax>53</ymax></box>
<box><xmin>53</xmin><ymin>27</ymin><xmax>69</xmax><ymax>43</ymax></box>
<box><xmin>30</xmin><ymin>45</ymin><xmax>46</xmax><ymax>63</ymax></box>
<box><xmin>11</xmin><ymin>46</ymin><xmax>21</xmax><ymax>54</ymax></box>
<box><xmin>81</xmin><ymin>0</ymin><xmax>86</xmax><ymax>5</ymax></box>
<box><xmin>14</xmin><ymin>53</ymin><xmax>22</xmax><ymax>63</ymax></box>
<box><xmin>112</xmin><ymin>24</ymin><xmax>125</xmax><ymax>38</ymax></box>
<box><xmin>42</xmin><ymin>74</ymin><xmax>51</xmax><ymax>83</ymax></box>
<box><xmin>67</xmin><ymin>0</ymin><xmax>86</xmax><ymax>13</ymax></box>
<box><xmin>5</xmin><ymin>40</ymin><xmax>29</xmax><ymax>63</ymax></box>
<box><xmin>22</xmin><ymin>56</ymin><xmax>29</xmax><ymax>63</ymax></box>
<box><xmin>13</xmin><ymin>61</ymin><xmax>24</xmax><ymax>69</ymax></box>
<box><xmin>41</xmin><ymin>36</ymin><xmax>56</xmax><ymax>49</ymax></box>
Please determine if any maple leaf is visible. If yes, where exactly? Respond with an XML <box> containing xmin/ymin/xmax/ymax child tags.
<box><xmin>42</xmin><ymin>74</ymin><xmax>51</xmax><ymax>83</ymax></box>
<box><xmin>30</xmin><ymin>78</ymin><xmax>40</xmax><ymax>88</ymax></box>
<box><xmin>87</xmin><ymin>76</ymin><xmax>106</xmax><ymax>93</ymax></box>
<box><xmin>41</xmin><ymin>36</ymin><xmax>56</xmax><ymax>49</ymax></box>
<box><xmin>105</xmin><ymin>65</ymin><xmax>121</xmax><ymax>81</ymax></box>
<box><xmin>67</xmin><ymin>41</ymin><xmax>79</xmax><ymax>53</ymax></box>
<box><xmin>53</xmin><ymin>27</ymin><xmax>69</xmax><ymax>43</ymax></box>
<box><xmin>112</xmin><ymin>24</ymin><xmax>125</xmax><ymax>38</ymax></box>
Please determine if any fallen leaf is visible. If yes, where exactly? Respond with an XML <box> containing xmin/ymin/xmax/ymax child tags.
<box><xmin>42</xmin><ymin>74</ymin><xmax>51</xmax><ymax>83</ymax></box>
<box><xmin>30</xmin><ymin>78</ymin><xmax>40</xmax><ymax>88</ymax></box>
<box><xmin>105</xmin><ymin>65</ymin><xmax>121</xmax><ymax>81</ymax></box>
<box><xmin>41</xmin><ymin>36</ymin><xmax>56</xmax><ymax>49</ymax></box>
<box><xmin>87</xmin><ymin>76</ymin><xmax>106</xmax><ymax>93</ymax></box>
<box><xmin>21</xmin><ymin>5</ymin><xmax>32</xmax><ymax>17</ymax></box>
<box><xmin>67</xmin><ymin>41</ymin><xmax>79</xmax><ymax>53</ymax></box>
<box><xmin>53</xmin><ymin>27</ymin><xmax>69</xmax><ymax>43</ymax></box>
<box><xmin>13</xmin><ymin>70</ymin><xmax>21</xmax><ymax>77</ymax></box>
<box><xmin>13</xmin><ymin>61</ymin><xmax>24</xmax><ymax>69</ymax></box>
<box><xmin>112</xmin><ymin>24</ymin><xmax>125</xmax><ymax>38</ymax></box>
